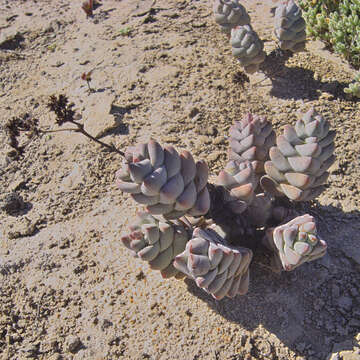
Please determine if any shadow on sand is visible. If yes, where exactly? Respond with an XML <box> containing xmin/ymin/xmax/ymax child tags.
<box><xmin>250</xmin><ymin>50</ymin><xmax>360</xmax><ymax>102</ymax></box>
<box><xmin>185</xmin><ymin>203</ymin><xmax>360</xmax><ymax>358</ymax></box>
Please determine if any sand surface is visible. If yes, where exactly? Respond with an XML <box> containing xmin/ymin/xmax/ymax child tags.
<box><xmin>1</xmin><ymin>1</ymin><xmax>360</xmax><ymax>359</ymax></box>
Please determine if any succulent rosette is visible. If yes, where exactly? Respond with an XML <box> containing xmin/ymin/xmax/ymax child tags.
<box><xmin>274</xmin><ymin>0</ymin><xmax>307</xmax><ymax>52</ymax></box>
<box><xmin>263</xmin><ymin>214</ymin><xmax>327</xmax><ymax>271</ymax></box>
<box><xmin>116</xmin><ymin>106</ymin><xmax>335</xmax><ymax>299</ymax></box>
<box><xmin>121</xmin><ymin>213</ymin><xmax>190</xmax><ymax>278</ymax></box>
<box><xmin>230</xmin><ymin>25</ymin><xmax>266</xmax><ymax>74</ymax></box>
<box><xmin>213</xmin><ymin>0</ymin><xmax>250</xmax><ymax>34</ymax></box>
<box><xmin>216</xmin><ymin>160</ymin><xmax>257</xmax><ymax>214</ymax></box>
<box><xmin>228</xmin><ymin>113</ymin><xmax>276</xmax><ymax>182</ymax></box>
<box><xmin>261</xmin><ymin>108</ymin><xmax>336</xmax><ymax>201</ymax></box>
<box><xmin>174</xmin><ymin>227</ymin><xmax>252</xmax><ymax>299</ymax></box>
<box><xmin>116</xmin><ymin>140</ymin><xmax>210</xmax><ymax>219</ymax></box>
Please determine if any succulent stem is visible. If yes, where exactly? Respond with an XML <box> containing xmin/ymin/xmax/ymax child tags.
<box><xmin>42</xmin><ymin>122</ymin><xmax>124</xmax><ymax>156</ymax></box>
<box><xmin>86</xmin><ymin>80</ymin><xmax>94</xmax><ymax>93</ymax></box>
<box><xmin>70</xmin><ymin>120</ymin><xmax>125</xmax><ymax>157</ymax></box>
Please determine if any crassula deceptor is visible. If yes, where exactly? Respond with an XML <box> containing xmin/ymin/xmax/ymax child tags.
<box><xmin>117</xmin><ymin>107</ymin><xmax>335</xmax><ymax>300</ymax></box>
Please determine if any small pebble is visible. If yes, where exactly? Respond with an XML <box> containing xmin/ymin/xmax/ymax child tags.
<box><xmin>65</xmin><ymin>335</ymin><xmax>81</xmax><ymax>353</ymax></box>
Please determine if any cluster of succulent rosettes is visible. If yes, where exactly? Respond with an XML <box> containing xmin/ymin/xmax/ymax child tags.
<box><xmin>121</xmin><ymin>213</ymin><xmax>190</xmax><ymax>279</ymax></box>
<box><xmin>261</xmin><ymin>107</ymin><xmax>336</xmax><ymax>202</ymax></box>
<box><xmin>115</xmin><ymin>140</ymin><xmax>210</xmax><ymax>220</ymax></box>
<box><xmin>228</xmin><ymin>113</ymin><xmax>276</xmax><ymax>184</ymax></box>
<box><xmin>230</xmin><ymin>25</ymin><xmax>266</xmax><ymax>74</ymax></box>
<box><xmin>274</xmin><ymin>0</ymin><xmax>307</xmax><ymax>53</ymax></box>
<box><xmin>116</xmin><ymin>107</ymin><xmax>334</xmax><ymax>299</ymax></box>
<box><xmin>173</xmin><ymin>227</ymin><xmax>253</xmax><ymax>299</ymax></box>
<box><xmin>263</xmin><ymin>214</ymin><xmax>327</xmax><ymax>272</ymax></box>
<box><xmin>213</xmin><ymin>0</ymin><xmax>250</xmax><ymax>34</ymax></box>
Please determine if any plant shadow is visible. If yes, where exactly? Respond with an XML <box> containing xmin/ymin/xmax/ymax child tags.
<box><xmin>185</xmin><ymin>203</ymin><xmax>360</xmax><ymax>358</ymax></box>
<box><xmin>96</xmin><ymin>104</ymin><xmax>135</xmax><ymax>139</ymax></box>
<box><xmin>2</xmin><ymin>193</ymin><xmax>33</xmax><ymax>217</ymax></box>
<box><xmin>267</xmin><ymin>66</ymin><xmax>350</xmax><ymax>101</ymax></box>
<box><xmin>0</xmin><ymin>32</ymin><xmax>25</xmax><ymax>50</ymax></box>
<box><xmin>254</xmin><ymin>50</ymin><xmax>360</xmax><ymax>102</ymax></box>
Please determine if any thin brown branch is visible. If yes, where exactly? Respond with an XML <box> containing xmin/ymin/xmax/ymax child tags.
<box><xmin>47</xmin><ymin>94</ymin><xmax>125</xmax><ymax>158</ymax></box>
<box><xmin>41</xmin><ymin>128</ymin><xmax>79</xmax><ymax>134</ymax></box>
<box><xmin>70</xmin><ymin>119</ymin><xmax>125</xmax><ymax>157</ymax></box>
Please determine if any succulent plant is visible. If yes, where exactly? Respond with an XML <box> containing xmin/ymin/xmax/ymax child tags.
<box><xmin>213</xmin><ymin>0</ymin><xmax>250</xmax><ymax>34</ymax></box>
<box><xmin>116</xmin><ymin>140</ymin><xmax>210</xmax><ymax>219</ymax></box>
<box><xmin>215</xmin><ymin>160</ymin><xmax>273</xmax><ymax>228</ymax></box>
<box><xmin>344</xmin><ymin>73</ymin><xmax>360</xmax><ymax>98</ymax></box>
<box><xmin>228</xmin><ymin>113</ymin><xmax>276</xmax><ymax>184</ymax></box>
<box><xmin>299</xmin><ymin>0</ymin><xmax>360</xmax><ymax>68</ymax></box>
<box><xmin>216</xmin><ymin>160</ymin><xmax>257</xmax><ymax>214</ymax></box>
<box><xmin>116</xmin><ymin>107</ymin><xmax>334</xmax><ymax>299</ymax></box>
<box><xmin>121</xmin><ymin>212</ymin><xmax>190</xmax><ymax>278</ymax></box>
<box><xmin>213</xmin><ymin>0</ymin><xmax>265</xmax><ymax>74</ymax></box>
<box><xmin>231</xmin><ymin>25</ymin><xmax>266</xmax><ymax>74</ymax></box>
<box><xmin>263</xmin><ymin>214</ymin><xmax>327</xmax><ymax>272</ymax></box>
<box><xmin>274</xmin><ymin>0</ymin><xmax>307</xmax><ymax>53</ymax></box>
<box><xmin>261</xmin><ymin>108</ymin><xmax>336</xmax><ymax>201</ymax></box>
<box><xmin>174</xmin><ymin>226</ymin><xmax>252</xmax><ymax>299</ymax></box>
<box><xmin>246</xmin><ymin>192</ymin><xmax>273</xmax><ymax>228</ymax></box>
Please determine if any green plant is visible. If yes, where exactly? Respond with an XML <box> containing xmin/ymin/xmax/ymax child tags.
<box><xmin>344</xmin><ymin>72</ymin><xmax>360</xmax><ymax>97</ymax></box>
<box><xmin>118</xmin><ymin>27</ymin><xmax>132</xmax><ymax>36</ymax></box>
<box><xmin>47</xmin><ymin>43</ymin><xmax>57</xmax><ymax>52</ymax></box>
<box><xmin>300</xmin><ymin>0</ymin><xmax>360</xmax><ymax>68</ymax></box>
<box><xmin>117</xmin><ymin>107</ymin><xmax>336</xmax><ymax>299</ymax></box>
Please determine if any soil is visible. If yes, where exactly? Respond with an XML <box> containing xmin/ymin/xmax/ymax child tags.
<box><xmin>1</xmin><ymin>1</ymin><xmax>360</xmax><ymax>359</ymax></box>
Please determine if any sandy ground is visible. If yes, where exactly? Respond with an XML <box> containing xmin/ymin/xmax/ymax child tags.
<box><xmin>1</xmin><ymin>0</ymin><xmax>360</xmax><ymax>359</ymax></box>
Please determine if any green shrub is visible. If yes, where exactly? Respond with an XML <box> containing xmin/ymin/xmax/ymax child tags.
<box><xmin>299</xmin><ymin>0</ymin><xmax>360</xmax><ymax>68</ymax></box>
